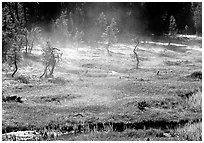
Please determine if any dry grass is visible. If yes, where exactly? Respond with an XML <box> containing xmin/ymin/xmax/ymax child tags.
<box><xmin>2</xmin><ymin>38</ymin><xmax>202</xmax><ymax>141</ymax></box>
<box><xmin>186</xmin><ymin>90</ymin><xmax>202</xmax><ymax>112</ymax></box>
<box><xmin>176</xmin><ymin>122</ymin><xmax>202</xmax><ymax>141</ymax></box>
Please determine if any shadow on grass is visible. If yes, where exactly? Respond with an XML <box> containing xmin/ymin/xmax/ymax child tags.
<box><xmin>23</xmin><ymin>53</ymin><xmax>42</xmax><ymax>63</ymax></box>
<box><xmin>163</xmin><ymin>45</ymin><xmax>189</xmax><ymax>53</ymax></box>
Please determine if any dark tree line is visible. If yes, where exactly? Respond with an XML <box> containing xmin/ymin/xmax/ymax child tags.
<box><xmin>3</xmin><ymin>2</ymin><xmax>201</xmax><ymax>35</ymax></box>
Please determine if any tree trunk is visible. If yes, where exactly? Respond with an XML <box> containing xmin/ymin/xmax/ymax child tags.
<box><xmin>106</xmin><ymin>43</ymin><xmax>110</xmax><ymax>55</ymax></box>
<box><xmin>133</xmin><ymin>47</ymin><xmax>139</xmax><ymax>69</ymax></box>
<box><xmin>168</xmin><ymin>38</ymin><xmax>171</xmax><ymax>46</ymax></box>
<box><xmin>133</xmin><ymin>40</ymin><xmax>140</xmax><ymax>69</ymax></box>
<box><xmin>25</xmin><ymin>38</ymin><xmax>28</xmax><ymax>54</ymax></box>
<box><xmin>25</xmin><ymin>31</ymin><xmax>28</xmax><ymax>54</ymax></box>
<box><xmin>12</xmin><ymin>59</ymin><xmax>18</xmax><ymax>77</ymax></box>
<box><xmin>40</xmin><ymin>65</ymin><xmax>48</xmax><ymax>78</ymax></box>
<box><xmin>48</xmin><ymin>60</ymin><xmax>56</xmax><ymax>77</ymax></box>
<box><xmin>29</xmin><ymin>41</ymin><xmax>34</xmax><ymax>54</ymax></box>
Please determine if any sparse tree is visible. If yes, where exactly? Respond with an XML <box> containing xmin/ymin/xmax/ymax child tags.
<box><xmin>168</xmin><ymin>15</ymin><xmax>177</xmax><ymax>46</ymax></box>
<box><xmin>102</xmin><ymin>18</ymin><xmax>119</xmax><ymax>55</ymax></box>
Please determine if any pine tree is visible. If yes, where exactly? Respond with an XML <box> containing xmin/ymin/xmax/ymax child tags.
<box><xmin>102</xmin><ymin>18</ymin><xmax>119</xmax><ymax>55</ymax></box>
<box><xmin>98</xmin><ymin>12</ymin><xmax>107</xmax><ymax>31</ymax></box>
<box><xmin>192</xmin><ymin>3</ymin><xmax>202</xmax><ymax>36</ymax></box>
<box><xmin>2</xmin><ymin>2</ymin><xmax>26</xmax><ymax>77</ymax></box>
<box><xmin>168</xmin><ymin>15</ymin><xmax>177</xmax><ymax>46</ymax></box>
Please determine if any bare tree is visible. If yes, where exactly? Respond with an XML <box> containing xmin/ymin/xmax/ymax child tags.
<box><xmin>40</xmin><ymin>41</ymin><xmax>62</xmax><ymax>78</ymax></box>
<box><xmin>133</xmin><ymin>37</ymin><xmax>140</xmax><ymax>69</ymax></box>
<box><xmin>25</xmin><ymin>27</ymin><xmax>41</xmax><ymax>54</ymax></box>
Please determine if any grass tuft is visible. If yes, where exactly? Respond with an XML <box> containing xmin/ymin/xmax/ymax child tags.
<box><xmin>186</xmin><ymin>90</ymin><xmax>202</xmax><ymax>112</ymax></box>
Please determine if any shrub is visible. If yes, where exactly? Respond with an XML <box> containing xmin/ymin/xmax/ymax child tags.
<box><xmin>138</xmin><ymin>101</ymin><xmax>149</xmax><ymax>111</ymax></box>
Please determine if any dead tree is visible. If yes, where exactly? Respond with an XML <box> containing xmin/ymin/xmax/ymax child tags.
<box><xmin>25</xmin><ymin>27</ymin><xmax>41</xmax><ymax>54</ymax></box>
<box><xmin>12</xmin><ymin>56</ymin><xmax>18</xmax><ymax>77</ymax></box>
<box><xmin>53</xmin><ymin>47</ymin><xmax>63</xmax><ymax>62</ymax></box>
<box><xmin>40</xmin><ymin>42</ymin><xmax>62</xmax><ymax>78</ymax></box>
<box><xmin>9</xmin><ymin>34</ymin><xmax>24</xmax><ymax>77</ymax></box>
<box><xmin>133</xmin><ymin>38</ymin><xmax>140</xmax><ymax>69</ymax></box>
<box><xmin>40</xmin><ymin>64</ymin><xmax>49</xmax><ymax>78</ymax></box>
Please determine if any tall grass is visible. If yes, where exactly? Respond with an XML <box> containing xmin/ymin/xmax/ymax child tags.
<box><xmin>175</xmin><ymin>89</ymin><xmax>202</xmax><ymax>141</ymax></box>
<box><xmin>186</xmin><ymin>90</ymin><xmax>202</xmax><ymax>112</ymax></box>
<box><xmin>176</xmin><ymin>122</ymin><xmax>202</xmax><ymax>141</ymax></box>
